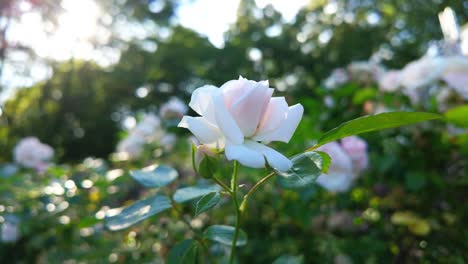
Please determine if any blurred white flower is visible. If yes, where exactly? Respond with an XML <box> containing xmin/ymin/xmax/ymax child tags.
<box><xmin>316</xmin><ymin>142</ymin><xmax>354</xmax><ymax>192</ymax></box>
<box><xmin>324</xmin><ymin>68</ymin><xmax>349</xmax><ymax>89</ymax></box>
<box><xmin>116</xmin><ymin>134</ymin><xmax>145</xmax><ymax>158</ymax></box>
<box><xmin>341</xmin><ymin>136</ymin><xmax>368</xmax><ymax>177</ymax></box>
<box><xmin>179</xmin><ymin>76</ymin><xmax>303</xmax><ymax>172</ymax></box>
<box><xmin>378</xmin><ymin>70</ymin><xmax>401</xmax><ymax>92</ymax></box>
<box><xmin>160</xmin><ymin>133</ymin><xmax>177</xmax><ymax>151</ymax></box>
<box><xmin>399</xmin><ymin>56</ymin><xmax>445</xmax><ymax>90</ymax></box>
<box><xmin>347</xmin><ymin>61</ymin><xmax>383</xmax><ymax>83</ymax></box>
<box><xmin>13</xmin><ymin>137</ymin><xmax>54</xmax><ymax>171</ymax></box>
<box><xmin>160</xmin><ymin>97</ymin><xmax>188</xmax><ymax>119</ymax></box>
<box><xmin>1</xmin><ymin>217</ymin><xmax>20</xmax><ymax>243</ymax></box>
<box><xmin>441</xmin><ymin>56</ymin><xmax>468</xmax><ymax>99</ymax></box>
<box><xmin>133</xmin><ymin>114</ymin><xmax>161</xmax><ymax>138</ymax></box>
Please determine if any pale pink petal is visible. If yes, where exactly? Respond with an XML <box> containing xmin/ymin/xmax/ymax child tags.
<box><xmin>212</xmin><ymin>93</ymin><xmax>244</xmax><ymax>144</ymax></box>
<box><xmin>188</xmin><ymin>85</ymin><xmax>219</xmax><ymax>123</ymax></box>
<box><xmin>252</xmin><ymin>103</ymin><xmax>304</xmax><ymax>143</ymax></box>
<box><xmin>442</xmin><ymin>72</ymin><xmax>468</xmax><ymax>99</ymax></box>
<box><xmin>244</xmin><ymin>140</ymin><xmax>292</xmax><ymax>172</ymax></box>
<box><xmin>178</xmin><ymin>116</ymin><xmax>223</xmax><ymax>146</ymax></box>
<box><xmin>229</xmin><ymin>83</ymin><xmax>272</xmax><ymax>137</ymax></box>
<box><xmin>225</xmin><ymin>142</ymin><xmax>265</xmax><ymax>168</ymax></box>
<box><xmin>255</xmin><ymin>97</ymin><xmax>288</xmax><ymax>136</ymax></box>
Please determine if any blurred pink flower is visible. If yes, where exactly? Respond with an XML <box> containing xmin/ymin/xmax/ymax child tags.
<box><xmin>179</xmin><ymin>76</ymin><xmax>303</xmax><ymax>172</ymax></box>
<box><xmin>316</xmin><ymin>142</ymin><xmax>354</xmax><ymax>192</ymax></box>
<box><xmin>441</xmin><ymin>56</ymin><xmax>468</xmax><ymax>99</ymax></box>
<box><xmin>341</xmin><ymin>136</ymin><xmax>369</xmax><ymax>176</ymax></box>
<box><xmin>378</xmin><ymin>70</ymin><xmax>401</xmax><ymax>92</ymax></box>
<box><xmin>13</xmin><ymin>137</ymin><xmax>54</xmax><ymax>171</ymax></box>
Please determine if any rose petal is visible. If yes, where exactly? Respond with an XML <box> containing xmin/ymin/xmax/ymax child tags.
<box><xmin>229</xmin><ymin>83</ymin><xmax>272</xmax><ymax>137</ymax></box>
<box><xmin>252</xmin><ymin>103</ymin><xmax>303</xmax><ymax>143</ymax></box>
<box><xmin>244</xmin><ymin>140</ymin><xmax>292</xmax><ymax>172</ymax></box>
<box><xmin>188</xmin><ymin>85</ymin><xmax>219</xmax><ymax>124</ymax></box>
<box><xmin>212</xmin><ymin>93</ymin><xmax>244</xmax><ymax>144</ymax></box>
<box><xmin>178</xmin><ymin>116</ymin><xmax>224</xmax><ymax>147</ymax></box>
<box><xmin>225</xmin><ymin>142</ymin><xmax>265</xmax><ymax>168</ymax></box>
<box><xmin>255</xmin><ymin>97</ymin><xmax>289</xmax><ymax>136</ymax></box>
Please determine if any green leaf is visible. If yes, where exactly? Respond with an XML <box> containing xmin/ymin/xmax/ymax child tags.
<box><xmin>195</xmin><ymin>192</ymin><xmax>220</xmax><ymax>216</ymax></box>
<box><xmin>105</xmin><ymin>194</ymin><xmax>171</xmax><ymax>231</ymax></box>
<box><xmin>352</xmin><ymin>87</ymin><xmax>377</xmax><ymax>104</ymax></box>
<box><xmin>444</xmin><ymin>105</ymin><xmax>468</xmax><ymax>128</ymax></box>
<box><xmin>130</xmin><ymin>164</ymin><xmax>178</xmax><ymax>188</ymax></box>
<box><xmin>273</xmin><ymin>255</ymin><xmax>304</xmax><ymax>264</ymax></box>
<box><xmin>173</xmin><ymin>185</ymin><xmax>221</xmax><ymax>203</ymax></box>
<box><xmin>203</xmin><ymin>225</ymin><xmax>247</xmax><ymax>247</ymax></box>
<box><xmin>167</xmin><ymin>239</ymin><xmax>198</xmax><ymax>264</ymax></box>
<box><xmin>311</xmin><ymin>112</ymin><xmax>442</xmax><ymax>149</ymax></box>
<box><xmin>315</xmin><ymin>151</ymin><xmax>331</xmax><ymax>174</ymax></box>
<box><xmin>276</xmin><ymin>152</ymin><xmax>323</xmax><ymax>189</ymax></box>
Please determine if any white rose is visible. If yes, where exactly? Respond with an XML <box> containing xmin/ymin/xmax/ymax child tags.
<box><xmin>160</xmin><ymin>97</ymin><xmax>189</xmax><ymax>119</ymax></box>
<box><xmin>160</xmin><ymin>133</ymin><xmax>177</xmax><ymax>151</ymax></box>
<box><xmin>13</xmin><ymin>137</ymin><xmax>54</xmax><ymax>171</ymax></box>
<box><xmin>340</xmin><ymin>136</ymin><xmax>368</xmax><ymax>177</ymax></box>
<box><xmin>316</xmin><ymin>142</ymin><xmax>354</xmax><ymax>192</ymax></box>
<box><xmin>116</xmin><ymin>134</ymin><xmax>145</xmax><ymax>158</ymax></box>
<box><xmin>178</xmin><ymin>76</ymin><xmax>303</xmax><ymax>172</ymax></box>
<box><xmin>399</xmin><ymin>56</ymin><xmax>445</xmax><ymax>90</ymax></box>
<box><xmin>1</xmin><ymin>220</ymin><xmax>19</xmax><ymax>243</ymax></box>
<box><xmin>378</xmin><ymin>70</ymin><xmax>401</xmax><ymax>92</ymax></box>
<box><xmin>133</xmin><ymin>114</ymin><xmax>161</xmax><ymax>138</ymax></box>
<box><xmin>441</xmin><ymin>56</ymin><xmax>468</xmax><ymax>99</ymax></box>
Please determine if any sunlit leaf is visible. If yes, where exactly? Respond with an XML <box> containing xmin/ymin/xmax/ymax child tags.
<box><xmin>203</xmin><ymin>225</ymin><xmax>247</xmax><ymax>247</ymax></box>
<box><xmin>195</xmin><ymin>192</ymin><xmax>220</xmax><ymax>216</ymax></box>
<box><xmin>276</xmin><ymin>152</ymin><xmax>323</xmax><ymax>189</ymax></box>
<box><xmin>310</xmin><ymin>112</ymin><xmax>442</xmax><ymax>150</ymax></box>
<box><xmin>173</xmin><ymin>185</ymin><xmax>221</xmax><ymax>203</ymax></box>
<box><xmin>106</xmin><ymin>194</ymin><xmax>171</xmax><ymax>231</ymax></box>
<box><xmin>130</xmin><ymin>164</ymin><xmax>178</xmax><ymax>188</ymax></box>
<box><xmin>167</xmin><ymin>239</ymin><xmax>198</xmax><ymax>264</ymax></box>
<box><xmin>444</xmin><ymin>105</ymin><xmax>468</xmax><ymax>128</ymax></box>
<box><xmin>315</xmin><ymin>151</ymin><xmax>331</xmax><ymax>174</ymax></box>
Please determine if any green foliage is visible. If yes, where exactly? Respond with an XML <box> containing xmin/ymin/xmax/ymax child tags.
<box><xmin>130</xmin><ymin>165</ymin><xmax>178</xmax><ymax>188</ymax></box>
<box><xmin>194</xmin><ymin>192</ymin><xmax>220</xmax><ymax>216</ymax></box>
<box><xmin>312</xmin><ymin>112</ymin><xmax>442</xmax><ymax>149</ymax></box>
<box><xmin>105</xmin><ymin>194</ymin><xmax>172</xmax><ymax>231</ymax></box>
<box><xmin>167</xmin><ymin>239</ymin><xmax>199</xmax><ymax>264</ymax></box>
<box><xmin>276</xmin><ymin>151</ymin><xmax>324</xmax><ymax>189</ymax></box>
<box><xmin>203</xmin><ymin>225</ymin><xmax>248</xmax><ymax>247</ymax></box>
<box><xmin>173</xmin><ymin>185</ymin><xmax>221</xmax><ymax>203</ymax></box>
<box><xmin>444</xmin><ymin>105</ymin><xmax>468</xmax><ymax>128</ymax></box>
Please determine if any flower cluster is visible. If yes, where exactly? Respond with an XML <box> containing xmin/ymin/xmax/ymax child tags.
<box><xmin>316</xmin><ymin>136</ymin><xmax>368</xmax><ymax>192</ymax></box>
<box><xmin>116</xmin><ymin>114</ymin><xmax>176</xmax><ymax>159</ymax></box>
<box><xmin>179</xmin><ymin>77</ymin><xmax>303</xmax><ymax>172</ymax></box>
<box><xmin>13</xmin><ymin>137</ymin><xmax>54</xmax><ymax>171</ymax></box>
<box><xmin>379</xmin><ymin>55</ymin><xmax>468</xmax><ymax>104</ymax></box>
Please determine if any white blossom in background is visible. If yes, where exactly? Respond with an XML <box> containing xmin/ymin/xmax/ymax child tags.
<box><xmin>341</xmin><ymin>136</ymin><xmax>369</xmax><ymax>177</ymax></box>
<box><xmin>160</xmin><ymin>133</ymin><xmax>177</xmax><ymax>151</ymax></box>
<box><xmin>399</xmin><ymin>56</ymin><xmax>446</xmax><ymax>90</ymax></box>
<box><xmin>160</xmin><ymin>97</ymin><xmax>188</xmax><ymax>119</ymax></box>
<box><xmin>1</xmin><ymin>216</ymin><xmax>20</xmax><ymax>243</ymax></box>
<box><xmin>13</xmin><ymin>137</ymin><xmax>54</xmax><ymax>171</ymax></box>
<box><xmin>441</xmin><ymin>56</ymin><xmax>468</xmax><ymax>99</ymax></box>
<box><xmin>179</xmin><ymin>76</ymin><xmax>303</xmax><ymax>172</ymax></box>
<box><xmin>347</xmin><ymin>61</ymin><xmax>384</xmax><ymax>84</ymax></box>
<box><xmin>378</xmin><ymin>70</ymin><xmax>401</xmax><ymax>92</ymax></box>
<box><xmin>323</xmin><ymin>68</ymin><xmax>349</xmax><ymax>89</ymax></box>
<box><xmin>316</xmin><ymin>142</ymin><xmax>354</xmax><ymax>192</ymax></box>
<box><xmin>116</xmin><ymin>134</ymin><xmax>146</xmax><ymax>158</ymax></box>
<box><xmin>133</xmin><ymin>114</ymin><xmax>161</xmax><ymax>138</ymax></box>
